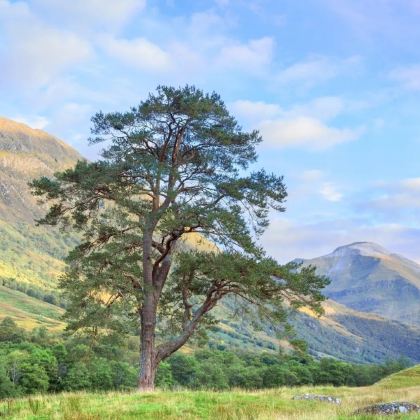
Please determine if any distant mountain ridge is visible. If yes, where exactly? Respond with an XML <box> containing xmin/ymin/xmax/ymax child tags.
<box><xmin>302</xmin><ymin>241</ymin><xmax>420</xmax><ymax>326</ymax></box>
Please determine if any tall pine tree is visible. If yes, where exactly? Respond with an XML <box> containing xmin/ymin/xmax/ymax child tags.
<box><xmin>31</xmin><ymin>86</ymin><xmax>328</xmax><ymax>390</ymax></box>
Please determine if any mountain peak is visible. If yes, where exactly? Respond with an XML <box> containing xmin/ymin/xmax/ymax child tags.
<box><xmin>0</xmin><ymin>116</ymin><xmax>49</xmax><ymax>137</ymax></box>
<box><xmin>332</xmin><ymin>242</ymin><xmax>391</xmax><ymax>257</ymax></box>
<box><xmin>0</xmin><ymin>116</ymin><xmax>80</xmax><ymax>158</ymax></box>
<box><xmin>0</xmin><ymin>117</ymin><xmax>82</xmax><ymax>222</ymax></box>
<box><xmin>304</xmin><ymin>241</ymin><xmax>420</xmax><ymax>326</ymax></box>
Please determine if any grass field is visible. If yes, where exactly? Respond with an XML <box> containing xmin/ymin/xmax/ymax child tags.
<box><xmin>1</xmin><ymin>366</ymin><xmax>419</xmax><ymax>419</ymax></box>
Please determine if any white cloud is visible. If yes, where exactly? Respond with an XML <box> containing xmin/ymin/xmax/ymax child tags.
<box><xmin>259</xmin><ymin>116</ymin><xmax>361</xmax><ymax>150</ymax></box>
<box><xmin>232</xmin><ymin>96</ymin><xmax>345</xmax><ymax>123</ymax></box>
<box><xmin>366</xmin><ymin>177</ymin><xmax>420</xmax><ymax>212</ymax></box>
<box><xmin>101</xmin><ymin>36</ymin><xmax>171</xmax><ymax>72</ymax></box>
<box><xmin>320</xmin><ymin>183</ymin><xmax>343</xmax><ymax>202</ymax></box>
<box><xmin>32</xmin><ymin>0</ymin><xmax>146</xmax><ymax>29</ymax></box>
<box><xmin>353</xmin><ymin>177</ymin><xmax>420</xmax><ymax>229</ymax></box>
<box><xmin>189</xmin><ymin>10</ymin><xmax>228</xmax><ymax>36</ymax></box>
<box><xmin>401</xmin><ymin>177</ymin><xmax>420</xmax><ymax>190</ymax></box>
<box><xmin>0</xmin><ymin>0</ymin><xmax>91</xmax><ymax>89</ymax></box>
<box><xmin>13</xmin><ymin>115</ymin><xmax>49</xmax><ymax>129</ymax></box>
<box><xmin>276</xmin><ymin>56</ymin><xmax>361</xmax><ymax>88</ymax></box>
<box><xmin>292</xmin><ymin>170</ymin><xmax>343</xmax><ymax>203</ymax></box>
<box><xmin>230</xmin><ymin>100</ymin><xmax>282</xmax><ymax>125</ymax></box>
<box><xmin>300</xmin><ymin>170</ymin><xmax>324</xmax><ymax>183</ymax></box>
<box><xmin>262</xmin><ymin>218</ymin><xmax>420</xmax><ymax>264</ymax></box>
<box><xmin>217</xmin><ymin>37</ymin><xmax>274</xmax><ymax>72</ymax></box>
<box><xmin>288</xmin><ymin>97</ymin><xmax>344</xmax><ymax>121</ymax></box>
<box><xmin>390</xmin><ymin>65</ymin><xmax>420</xmax><ymax>91</ymax></box>
<box><xmin>231</xmin><ymin>97</ymin><xmax>361</xmax><ymax>150</ymax></box>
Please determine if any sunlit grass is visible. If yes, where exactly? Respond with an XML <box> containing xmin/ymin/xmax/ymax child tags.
<box><xmin>1</xmin><ymin>378</ymin><xmax>419</xmax><ymax>419</ymax></box>
<box><xmin>376</xmin><ymin>365</ymin><xmax>420</xmax><ymax>390</ymax></box>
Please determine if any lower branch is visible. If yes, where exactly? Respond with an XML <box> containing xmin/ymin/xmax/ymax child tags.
<box><xmin>155</xmin><ymin>290</ymin><xmax>220</xmax><ymax>363</ymax></box>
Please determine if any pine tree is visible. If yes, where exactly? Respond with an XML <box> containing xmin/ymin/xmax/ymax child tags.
<box><xmin>31</xmin><ymin>85</ymin><xmax>328</xmax><ymax>390</ymax></box>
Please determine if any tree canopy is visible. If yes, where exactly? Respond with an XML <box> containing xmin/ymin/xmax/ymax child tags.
<box><xmin>31</xmin><ymin>85</ymin><xmax>328</xmax><ymax>390</ymax></box>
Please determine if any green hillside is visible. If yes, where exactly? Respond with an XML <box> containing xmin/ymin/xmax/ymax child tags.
<box><xmin>0</xmin><ymin>285</ymin><xmax>63</xmax><ymax>331</ymax></box>
<box><xmin>376</xmin><ymin>365</ymin><xmax>420</xmax><ymax>389</ymax></box>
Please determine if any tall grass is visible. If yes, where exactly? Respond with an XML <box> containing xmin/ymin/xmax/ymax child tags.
<box><xmin>1</xmin><ymin>381</ymin><xmax>419</xmax><ymax>419</ymax></box>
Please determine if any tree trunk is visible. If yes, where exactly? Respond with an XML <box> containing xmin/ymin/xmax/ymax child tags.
<box><xmin>138</xmin><ymin>294</ymin><xmax>158</xmax><ymax>391</ymax></box>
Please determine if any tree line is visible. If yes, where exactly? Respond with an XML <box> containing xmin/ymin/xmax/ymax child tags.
<box><xmin>0</xmin><ymin>317</ymin><xmax>409</xmax><ymax>398</ymax></box>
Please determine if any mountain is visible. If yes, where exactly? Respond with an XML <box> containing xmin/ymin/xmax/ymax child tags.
<box><xmin>0</xmin><ymin>117</ymin><xmax>82</xmax><ymax>222</ymax></box>
<box><xmin>302</xmin><ymin>242</ymin><xmax>420</xmax><ymax>326</ymax></box>
<box><xmin>0</xmin><ymin>117</ymin><xmax>81</xmax><ymax>291</ymax></box>
<box><xmin>0</xmin><ymin>117</ymin><xmax>419</xmax><ymax>364</ymax></box>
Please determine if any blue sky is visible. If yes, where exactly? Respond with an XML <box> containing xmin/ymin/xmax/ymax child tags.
<box><xmin>1</xmin><ymin>0</ymin><xmax>420</xmax><ymax>262</ymax></box>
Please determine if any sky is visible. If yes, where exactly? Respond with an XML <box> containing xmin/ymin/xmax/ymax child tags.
<box><xmin>1</xmin><ymin>0</ymin><xmax>420</xmax><ymax>263</ymax></box>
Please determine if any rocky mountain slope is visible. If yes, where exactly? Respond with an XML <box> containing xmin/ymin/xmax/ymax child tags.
<box><xmin>0</xmin><ymin>117</ymin><xmax>81</xmax><ymax>290</ymax></box>
<box><xmin>290</xmin><ymin>300</ymin><xmax>420</xmax><ymax>363</ymax></box>
<box><xmin>0</xmin><ymin>117</ymin><xmax>419</xmax><ymax>363</ymax></box>
<box><xmin>0</xmin><ymin>117</ymin><xmax>82</xmax><ymax>222</ymax></box>
<box><xmin>301</xmin><ymin>242</ymin><xmax>420</xmax><ymax>326</ymax></box>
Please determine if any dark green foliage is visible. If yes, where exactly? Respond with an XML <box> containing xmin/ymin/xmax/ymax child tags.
<box><xmin>88</xmin><ymin>358</ymin><xmax>113</xmax><ymax>390</ymax></box>
<box><xmin>61</xmin><ymin>362</ymin><xmax>92</xmax><ymax>391</ymax></box>
<box><xmin>168</xmin><ymin>354</ymin><xmax>198</xmax><ymax>387</ymax></box>
<box><xmin>0</xmin><ymin>318</ymin><xmax>26</xmax><ymax>343</ymax></box>
<box><xmin>0</xmin><ymin>362</ymin><xmax>18</xmax><ymax>398</ymax></box>
<box><xmin>18</xmin><ymin>363</ymin><xmax>49</xmax><ymax>394</ymax></box>
<box><xmin>155</xmin><ymin>361</ymin><xmax>174</xmax><ymax>388</ymax></box>
<box><xmin>0</xmin><ymin>326</ymin><xmax>410</xmax><ymax>398</ymax></box>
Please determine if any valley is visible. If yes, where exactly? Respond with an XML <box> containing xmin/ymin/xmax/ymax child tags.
<box><xmin>0</xmin><ymin>117</ymin><xmax>419</xmax><ymax>365</ymax></box>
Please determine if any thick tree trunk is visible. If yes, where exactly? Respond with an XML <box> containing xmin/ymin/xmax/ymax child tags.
<box><xmin>139</xmin><ymin>224</ymin><xmax>159</xmax><ymax>391</ymax></box>
<box><xmin>138</xmin><ymin>294</ymin><xmax>158</xmax><ymax>391</ymax></box>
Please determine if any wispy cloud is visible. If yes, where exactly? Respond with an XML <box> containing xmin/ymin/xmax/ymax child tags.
<box><xmin>231</xmin><ymin>98</ymin><xmax>362</xmax><ymax>150</ymax></box>
<box><xmin>0</xmin><ymin>0</ymin><xmax>91</xmax><ymax>90</ymax></box>
<box><xmin>31</xmin><ymin>0</ymin><xmax>146</xmax><ymax>29</ymax></box>
<box><xmin>364</xmin><ymin>177</ymin><xmax>420</xmax><ymax>214</ymax></box>
<box><xmin>276</xmin><ymin>55</ymin><xmax>361</xmax><ymax>89</ymax></box>
<box><xmin>259</xmin><ymin>116</ymin><xmax>361</xmax><ymax>150</ymax></box>
<box><xmin>13</xmin><ymin>115</ymin><xmax>49</xmax><ymax>129</ymax></box>
<box><xmin>262</xmin><ymin>217</ymin><xmax>420</xmax><ymax>263</ymax></box>
<box><xmin>101</xmin><ymin>36</ymin><xmax>171</xmax><ymax>72</ymax></box>
<box><xmin>320</xmin><ymin>183</ymin><xmax>343</xmax><ymax>202</ymax></box>
<box><xmin>389</xmin><ymin>65</ymin><xmax>420</xmax><ymax>91</ymax></box>
<box><xmin>216</xmin><ymin>37</ymin><xmax>274</xmax><ymax>73</ymax></box>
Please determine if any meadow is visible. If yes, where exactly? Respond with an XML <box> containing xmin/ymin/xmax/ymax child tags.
<box><xmin>1</xmin><ymin>366</ymin><xmax>419</xmax><ymax>419</ymax></box>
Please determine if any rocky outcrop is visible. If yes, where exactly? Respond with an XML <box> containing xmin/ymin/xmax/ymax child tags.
<box><xmin>354</xmin><ymin>402</ymin><xmax>420</xmax><ymax>415</ymax></box>
<box><xmin>292</xmin><ymin>394</ymin><xmax>341</xmax><ymax>404</ymax></box>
